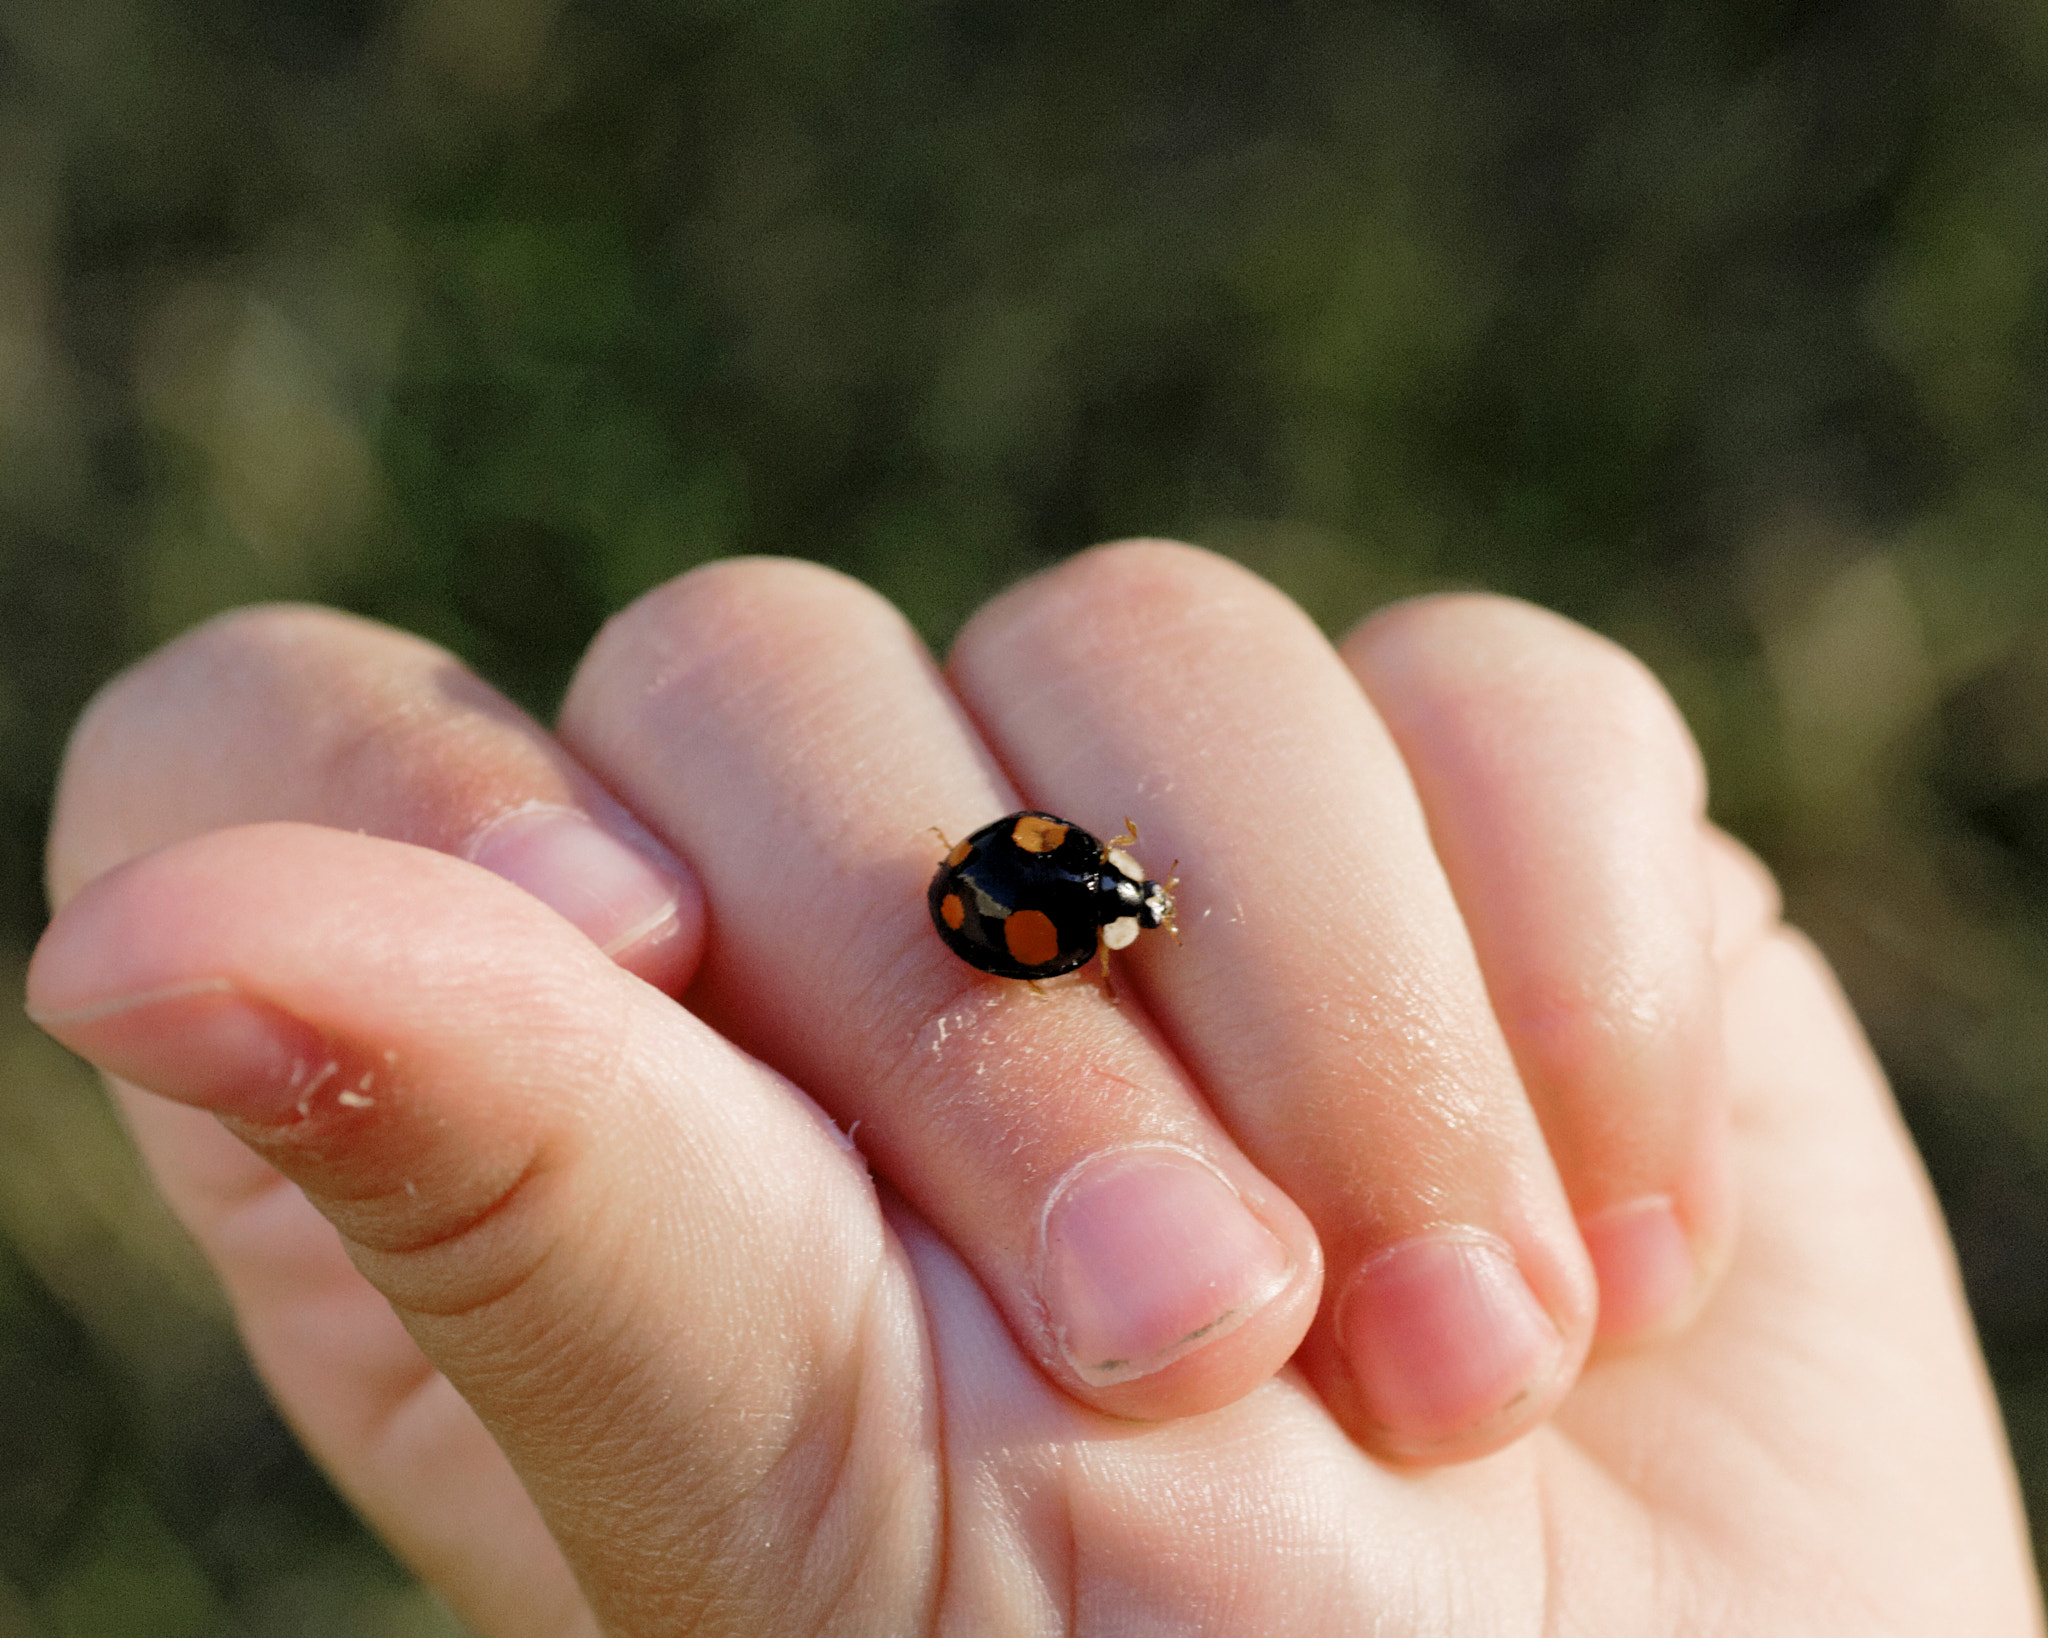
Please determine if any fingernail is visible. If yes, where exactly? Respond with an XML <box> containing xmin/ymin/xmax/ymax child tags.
<box><xmin>1038</xmin><ymin>1147</ymin><xmax>1294</xmax><ymax>1386</ymax></box>
<box><xmin>28</xmin><ymin>981</ymin><xmax>335</xmax><ymax>1124</ymax></box>
<box><xmin>1339</xmin><ymin>1231</ymin><xmax>1561</xmax><ymax>1451</ymax></box>
<box><xmin>1581</xmin><ymin>1195</ymin><xmax>1697</xmax><ymax>1341</ymax></box>
<box><xmin>468</xmin><ymin>806</ymin><xmax>682</xmax><ymax>958</ymax></box>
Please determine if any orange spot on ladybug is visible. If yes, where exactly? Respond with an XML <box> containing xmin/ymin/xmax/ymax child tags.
<box><xmin>947</xmin><ymin>839</ymin><xmax>973</xmax><ymax>867</ymax></box>
<box><xmin>1004</xmin><ymin>908</ymin><xmax>1061</xmax><ymax>966</ymax></box>
<box><xmin>941</xmin><ymin>893</ymin><xmax>966</xmax><ymax>931</ymax></box>
<box><xmin>1013</xmin><ymin>815</ymin><xmax>1068</xmax><ymax>853</ymax></box>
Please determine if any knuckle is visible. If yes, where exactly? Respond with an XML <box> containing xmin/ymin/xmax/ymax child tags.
<box><xmin>120</xmin><ymin>603</ymin><xmax>394</xmax><ymax>714</ymax></box>
<box><xmin>346</xmin><ymin>1152</ymin><xmax>563</xmax><ymax>1324</ymax></box>
<box><xmin>1044</xmin><ymin>537</ymin><xmax>1278</xmax><ymax>621</ymax></box>
<box><xmin>62</xmin><ymin>603</ymin><xmax>426</xmax><ymax>790</ymax></box>
<box><xmin>234</xmin><ymin>1032</ymin><xmax>612</xmax><ymax>1325</ymax></box>
<box><xmin>1515</xmin><ymin>981</ymin><xmax>1655</xmax><ymax>1082</ymax></box>
<box><xmin>962</xmin><ymin>538</ymin><xmax>1306</xmax><ymax>672</ymax></box>
<box><xmin>1354</xmin><ymin>592</ymin><xmax>1706</xmax><ymax>807</ymax></box>
<box><xmin>590</xmin><ymin>557</ymin><xmax>879</xmax><ymax>668</ymax></box>
<box><xmin>568</xmin><ymin>556</ymin><xmax>908</xmax><ymax>731</ymax></box>
<box><xmin>1508</xmin><ymin>965</ymin><xmax>1699</xmax><ymax>1137</ymax></box>
<box><xmin>1066</xmin><ymin>536</ymin><xmax>1218</xmax><ymax>586</ymax></box>
<box><xmin>48</xmin><ymin>607</ymin><xmax>347</xmax><ymax>894</ymax></box>
<box><xmin>175</xmin><ymin>599</ymin><xmax>368</xmax><ymax>659</ymax></box>
<box><xmin>62</xmin><ymin>596</ymin><xmax>557</xmax><ymax>864</ymax></box>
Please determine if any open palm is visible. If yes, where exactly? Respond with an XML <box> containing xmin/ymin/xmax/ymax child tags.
<box><xmin>30</xmin><ymin>545</ymin><xmax>2040</xmax><ymax>1634</ymax></box>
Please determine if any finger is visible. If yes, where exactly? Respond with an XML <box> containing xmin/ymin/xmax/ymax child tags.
<box><xmin>44</xmin><ymin>607</ymin><xmax>705</xmax><ymax>1621</ymax></box>
<box><xmin>1342</xmin><ymin>594</ymin><xmax>1734</xmax><ymax>1343</ymax></box>
<box><xmin>48</xmin><ymin>604</ymin><xmax>700</xmax><ymax>989</ymax></box>
<box><xmin>28</xmin><ymin>824</ymin><xmax>935</xmax><ymax>1637</ymax></box>
<box><xmin>946</xmin><ymin>541</ymin><xmax>1594</xmax><ymax>1462</ymax></box>
<box><xmin>110</xmin><ymin>1087</ymin><xmax>593</xmax><ymax>1638</ymax></box>
<box><xmin>1568</xmin><ymin>909</ymin><xmax>2042</xmax><ymax>1633</ymax></box>
<box><xmin>560</xmin><ymin>559</ymin><xmax>1324</xmax><ymax>1421</ymax></box>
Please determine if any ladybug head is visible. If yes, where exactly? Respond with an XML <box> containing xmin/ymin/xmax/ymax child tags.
<box><xmin>1138</xmin><ymin>878</ymin><xmax>1173</xmax><ymax>930</ymax></box>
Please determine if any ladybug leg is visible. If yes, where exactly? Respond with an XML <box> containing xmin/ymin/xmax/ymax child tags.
<box><xmin>928</xmin><ymin>825</ymin><xmax>953</xmax><ymax>852</ymax></box>
<box><xmin>1107</xmin><ymin>817</ymin><xmax>1140</xmax><ymax>851</ymax></box>
<box><xmin>1097</xmin><ymin>944</ymin><xmax>1119</xmax><ymax>1002</ymax></box>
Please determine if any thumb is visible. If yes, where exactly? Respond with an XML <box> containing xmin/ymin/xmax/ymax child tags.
<box><xmin>27</xmin><ymin>822</ymin><xmax>937</xmax><ymax>1634</ymax></box>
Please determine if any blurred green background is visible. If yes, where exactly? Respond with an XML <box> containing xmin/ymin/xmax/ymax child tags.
<box><xmin>4</xmin><ymin>0</ymin><xmax>2048</xmax><ymax>1629</ymax></box>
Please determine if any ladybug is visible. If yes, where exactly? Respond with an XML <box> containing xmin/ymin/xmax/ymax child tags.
<box><xmin>928</xmin><ymin>810</ymin><xmax>1176</xmax><ymax>981</ymax></box>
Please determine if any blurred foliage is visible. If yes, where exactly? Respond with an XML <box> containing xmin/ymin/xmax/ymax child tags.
<box><xmin>4</xmin><ymin>0</ymin><xmax>2048</xmax><ymax>1627</ymax></box>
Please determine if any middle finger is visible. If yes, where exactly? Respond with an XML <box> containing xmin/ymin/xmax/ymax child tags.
<box><xmin>558</xmin><ymin>558</ymin><xmax>1323</xmax><ymax>1421</ymax></box>
<box><xmin>948</xmin><ymin>542</ymin><xmax>1599</xmax><ymax>1461</ymax></box>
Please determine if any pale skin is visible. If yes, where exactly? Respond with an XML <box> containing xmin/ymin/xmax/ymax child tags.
<box><xmin>24</xmin><ymin>541</ymin><xmax>2043</xmax><ymax>1635</ymax></box>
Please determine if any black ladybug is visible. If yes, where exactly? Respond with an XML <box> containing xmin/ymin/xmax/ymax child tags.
<box><xmin>928</xmin><ymin>810</ymin><xmax>1176</xmax><ymax>980</ymax></box>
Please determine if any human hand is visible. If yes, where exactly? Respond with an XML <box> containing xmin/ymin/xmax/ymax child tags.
<box><xmin>27</xmin><ymin>545</ymin><xmax>2042</xmax><ymax>1633</ymax></box>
